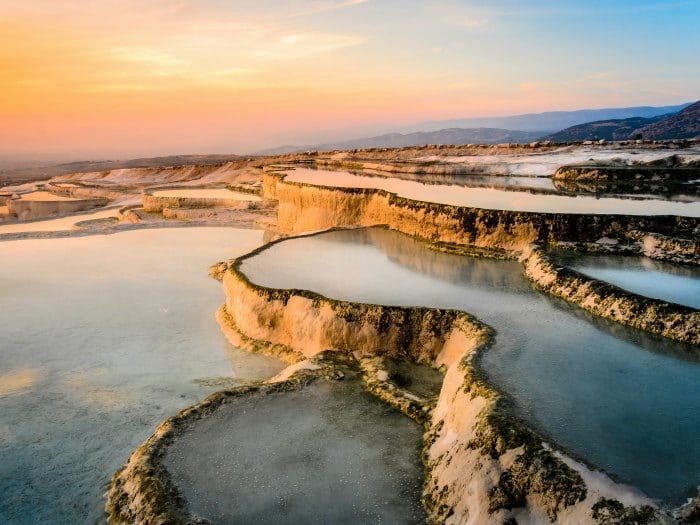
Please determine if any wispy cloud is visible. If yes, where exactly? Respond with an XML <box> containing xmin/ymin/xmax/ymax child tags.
<box><xmin>111</xmin><ymin>46</ymin><xmax>188</xmax><ymax>67</ymax></box>
<box><xmin>470</xmin><ymin>1</ymin><xmax>699</xmax><ymax>19</ymax></box>
<box><xmin>285</xmin><ymin>0</ymin><xmax>370</xmax><ymax>18</ymax></box>
<box><xmin>253</xmin><ymin>31</ymin><xmax>365</xmax><ymax>59</ymax></box>
<box><xmin>461</xmin><ymin>17</ymin><xmax>489</xmax><ymax>29</ymax></box>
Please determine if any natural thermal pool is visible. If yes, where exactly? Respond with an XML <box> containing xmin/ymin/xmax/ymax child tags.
<box><xmin>283</xmin><ymin>167</ymin><xmax>700</xmax><ymax>216</ymax></box>
<box><xmin>552</xmin><ymin>251</ymin><xmax>700</xmax><ymax>309</ymax></box>
<box><xmin>239</xmin><ymin>227</ymin><xmax>700</xmax><ymax>505</ymax></box>
<box><xmin>0</xmin><ymin>228</ymin><xmax>285</xmax><ymax>524</ymax></box>
<box><xmin>17</xmin><ymin>191</ymin><xmax>78</xmax><ymax>201</ymax></box>
<box><xmin>0</xmin><ymin>207</ymin><xmax>121</xmax><ymax>235</ymax></box>
<box><xmin>151</xmin><ymin>188</ymin><xmax>261</xmax><ymax>201</ymax></box>
<box><xmin>164</xmin><ymin>374</ymin><xmax>426</xmax><ymax>524</ymax></box>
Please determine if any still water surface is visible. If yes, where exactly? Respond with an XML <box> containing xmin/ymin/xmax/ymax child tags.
<box><xmin>552</xmin><ymin>251</ymin><xmax>700</xmax><ymax>309</ymax></box>
<box><xmin>165</xmin><ymin>377</ymin><xmax>426</xmax><ymax>524</ymax></box>
<box><xmin>0</xmin><ymin>228</ymin><xmax>285</xmax><ymax>524</ymax></box>
<box><xmin>240</xmin><ymin>228</ymin><xmax>700</xmax><ymax>505</ymax></box>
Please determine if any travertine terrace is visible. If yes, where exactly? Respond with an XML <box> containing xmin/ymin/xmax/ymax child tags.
<box><xmin>2</xmin><ymin>141</ymin><xmax>698</xmax><ymax>524</ymax></box>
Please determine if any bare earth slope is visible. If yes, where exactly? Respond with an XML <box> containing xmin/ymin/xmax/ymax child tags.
<box><xmin>635</xmin><ymin>100</ymin><xmax>700</xmax><ymax>140</ymax></box>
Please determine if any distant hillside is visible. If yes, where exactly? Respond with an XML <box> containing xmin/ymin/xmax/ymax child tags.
<box><xmin>0</xmin><ymin>154</ymin><xmax>241</xmax><ymax>185</ymax></box>
<box><xmin>635</xmin><ymin>100</ymin><xmax>700</xmax><ymax>140</ymax></box>
<box><xmin>254</xmin><ymin>102</ymin><xmax>693</xmax><ymax>155</ymax></box>
<box><xmin>402</xmin><ymin>103</ymin><xmax>692</xmax><ymax>133</ymax></box>
<box><xmin>542</xmin><ymin>100</ymin><xmax>700</xmax><ymax>142</ymax></box>
<box><xmin>255</xmin><ymin>128</ymin><xmax>544</xmax><ymax>155</ymax></box>
<box><xmin>542</xmin><ymin>115</ymin><xmax>667</xmax><ymax>142</ymax></box>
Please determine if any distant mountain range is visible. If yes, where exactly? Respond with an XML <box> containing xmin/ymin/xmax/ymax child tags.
<box><xmin>401</xmin><ymin>103</ymin><xmax>691</xmax><ymax>133</ymax></box>
<box><xmin>254</xmin><ymin>102</ymin><xmax>695</xmax><ymax>154</ymax></box>
<box><xmin>256</xmin><ymin>128</ymin><xmax>544</xmax><ymax>155</ymax></box>
<box><xmin>542</xmin><ymin>116</ymin><xmax>667</xmax><ymax>142</ymax></box>
<box><xmin>544</xmin><ymin>100</ymin><xmax>700</xmax><ymax>142</ymax></box>
<box><xmin>635</xmin><ymin>100</ymin><xmax>700</xmax><ymax>140</ymax></box>
<box><xmin>0</xmin><ymin>154</ymin><xmax>242</xmax><ymax>184</ymax></box>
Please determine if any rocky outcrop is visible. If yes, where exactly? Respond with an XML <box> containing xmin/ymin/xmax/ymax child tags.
<box><xmin>7</xmin><ymin>196</ymin><xmax>108</xmax><ymax>221</ymax></box>
<box><xmin>554</xmin><ymin>165</ymin><xmax>698</xmax><ymax>182</ymax></box>
<box><xmin>46</xmin><ymin>181</ymin><xmax>134</xmax><ymax>201</ymax></box>
<box><xmin>630</xmin><ymin>230</ymin><xmax>700</xmax><ymax>264</ymax></box>
<box><xmin>551</xmin><ymin>178</ymin><xmax>699</xmax><ymax>201</ymax></box>
<box><xmin>141</xmin><ymin>187</ymin><xmax>258</xmax><ymax>213</ymax></box>
<box><xmin>522</xmin><ymin>246</ymin><xmax>700</xmax><ymax>346</ymax></box>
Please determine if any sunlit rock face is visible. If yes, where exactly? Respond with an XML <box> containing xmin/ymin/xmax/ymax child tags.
<box><xmin>7</xmin><ymin>191</ymin><xmax>108</xmax><ymax>220</ymax></box>
<box><xmin>142</xmin><ymin>187</ymin><xmax>260</xmax><ymax>212</ymax></box>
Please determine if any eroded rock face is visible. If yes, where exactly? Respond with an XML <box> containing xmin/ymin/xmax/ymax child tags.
<box><xmin>7</xmin><ymin>196</ymin><xmax>109</xmax><ymax>221</ymax></box>
<box><xmin>222</xmin><ymin>263</ymin><xmax>466</xmax><ymax>364</ymax></box>
<box><xmin>141</xmin><ymin>188</ymin><xmax>258</xmax><ymax>213</ymax></box>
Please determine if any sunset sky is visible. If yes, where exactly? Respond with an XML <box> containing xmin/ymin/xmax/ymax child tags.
<box><xmin>1</xmin><ymin>0</ymin><xmax>698</xmax><ymax>159</ymax></box>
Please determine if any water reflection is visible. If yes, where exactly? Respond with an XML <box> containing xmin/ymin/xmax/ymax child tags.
<box><xmin>0</xmin><ymin>228</ymin><xmax>285</xmax><ymax>524</ymax></box>
<box><xmin>284</xmin><ymin>167</ymin><xmax>700</xmax><ymax>216</ymax></box>
<box><xmin>551</xmin><ymin>250</ymin><xmax>700</xmax><ymax>309</ymax></box>
<box><xmin>240</xmin><ymin>227</ymin><xmax>700</xmax><ymax>504</ymax></box>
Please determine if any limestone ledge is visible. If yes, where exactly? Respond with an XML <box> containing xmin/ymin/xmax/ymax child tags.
<box><xmin>218</xmin><ymin>243</ymin><xmax>665</xmax><ymax>524</ymax></box>
<box><xmin>225</xmin><ymin>182</ymin><xmax>262</xmax><ymax>196</ymax></box>
<box><xmin>46</xmin><ymin>180</ymin><xmax>135</xmax><ymax>201</ymax></box>
<box><xmin>552</xmin><ymin>178</ymin><xmax>699</xmax><ymax>200</ymax></box>
<box><xmin>629</xmin><ymin>230</ymin><xmax>699</xmax><ymax>265</ymax></box>
<box><xmin>141</xmin><ymin>186</ymin><xmax>256</xmax><ymax>213</ymax></box>
<box><xmin>105</xmin><ymin>360</ymin><xmax>337</xmax><ymax>525</ymax></box>
<box><xmin>273</xmin><ymin>177</ymin><xmax>697</xmax><ymax>253</ymax></box>
<box><xmin>7</xmin><ymin>196</ymin><xmax>109</xmax><ymax>221</ymax></box>
<box><xmin>316</xmin><ymin>158</ymin><xmax>507</xmax><ymax>176</ymax></box>
<box><xmin>522</xmin><ymin>246</ymin><xmax>700</xmax><ymax>346</ymax></box>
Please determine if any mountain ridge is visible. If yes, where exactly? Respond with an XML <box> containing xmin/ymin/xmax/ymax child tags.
<box><xmin>636</xmin><ymin>100</ymin><xmax>700</xmax><ymax>140</ymax></box>
<box><xmin>253</xmin><ymin>102</ymin><xmax>693</xmax><ymax>155</ymax></box>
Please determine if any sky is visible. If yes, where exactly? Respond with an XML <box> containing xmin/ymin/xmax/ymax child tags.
<box><xmin>1</xmin><ymin>0</ymin><xmax>699</xmax><ymax>159</ymax></box>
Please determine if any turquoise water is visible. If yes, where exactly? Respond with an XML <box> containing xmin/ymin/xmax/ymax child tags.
<box><xmin>239</xmin><ymin>228</ymin><xmax>700</xmax><ymax>505</ymax></box>
<box><xmin>552</xmin><ymin>251</ymin><xmax>700</xmax><ymax>309</ymax></box>
<box><xmin>283</xmin><ymin>167</ymin><xmax>700</xmax><ymax>216</ymax></box>
<box><xmin>0</xmin><ymin>228</ymin><xmax>285</xmax><ymax>524</ymax></box>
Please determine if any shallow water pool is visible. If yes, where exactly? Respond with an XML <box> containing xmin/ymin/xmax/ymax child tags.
<box><xmin>239</xmin><ymin>228</ymin><xmax>700</xmax><ymax>505</ymax></box>
<box><xmin>164</xmin><ymin>375</ymin><xmax>426</xmax><ymax>524</ymax></box>
<box><xmin>0</xmin><ymin>228</ymin><xmax>285</xmax><ymax>524</ymax></box>
<box><xmin>552</xmin><ymin>251</ymin><xmax>700</xmax><ymax>309</ymax></box>
<box><xmin>151</xmin><ymin>188</ymin><xmax>260</xmax><ymax>201</ymax></box>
